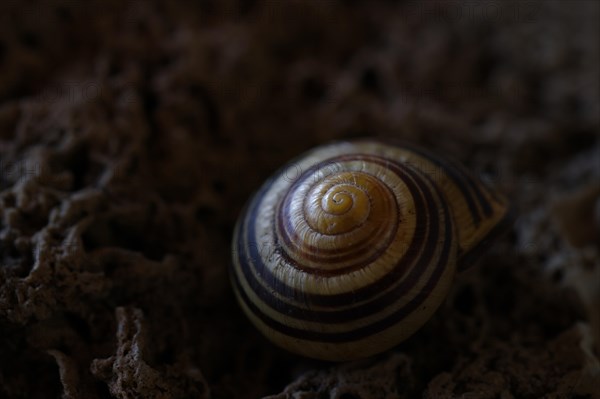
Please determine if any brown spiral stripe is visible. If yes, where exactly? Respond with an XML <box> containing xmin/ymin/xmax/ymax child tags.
<box><xmin>230</xmin><ymin>140</ymin><xmax>511</xmax><ymax>359</ymax></box>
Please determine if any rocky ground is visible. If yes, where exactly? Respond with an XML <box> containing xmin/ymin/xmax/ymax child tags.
<box><xmin>0</xmin><ymin>1</ymin><xmax>598</xmax><ymax>398</ymax></box>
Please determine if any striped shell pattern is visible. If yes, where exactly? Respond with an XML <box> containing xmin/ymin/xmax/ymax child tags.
<box><xmin>231</xmin><ymin>139</ymin><xmax>511</xmax><ymax>361</ymax></box>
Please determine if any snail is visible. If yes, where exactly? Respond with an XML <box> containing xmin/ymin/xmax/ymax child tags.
<box><xmin>230</xmin><ymin>139</ymin><xmax>512</xmax><ymax>361</ymax></box>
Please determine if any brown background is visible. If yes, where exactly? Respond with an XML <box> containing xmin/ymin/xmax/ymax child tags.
<box><xmin>0</xmin><ymin>1</ymin><xmax>598</xmax><ymax>398</ymax></box>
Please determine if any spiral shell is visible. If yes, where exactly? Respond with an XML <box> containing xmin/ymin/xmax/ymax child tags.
<box><xmin>231</xmin><ymin>139</ymin><xmax>511</xmax><ymax>361</ymax></box>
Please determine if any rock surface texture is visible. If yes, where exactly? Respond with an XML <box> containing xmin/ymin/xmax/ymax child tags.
<box><xmin>0</xmin><ymin>1</ymin><xmax>598</xmax><ymax>398</ymax></box>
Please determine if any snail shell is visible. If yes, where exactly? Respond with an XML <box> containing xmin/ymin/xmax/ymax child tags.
<box><xmin>231</xmin><ymin>139</ymin><xmax>511</xmax><ymax>361</ymax></box>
